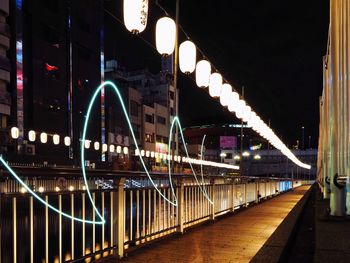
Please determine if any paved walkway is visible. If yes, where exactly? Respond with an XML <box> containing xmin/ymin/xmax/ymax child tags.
<box><xmin>113</xmin><ymin>186</ymin><xmax>310</xmax><ymax>263</ymax></box>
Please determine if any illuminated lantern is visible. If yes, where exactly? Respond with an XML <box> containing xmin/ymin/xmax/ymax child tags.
<box><xmin>123</xmin><ymin>0</ymin><xmax>149</xmax><ymax>34</ymax></box>
<box><xmin>109</xmin><ymin>145</ymin><xmax>115</xmax><ymax>153</ymax></box>
<box><xmin>228</xmin><ymin>91</ymin><xmax>239</xmax><ymax>112</ymax></box>
<box><xmin>156</xmin><ymin>17</ymin><xmax>176</xmax><ymax>56</ymax></box>
<box><xmin>116</xmin><ymin>146</ymin><xmax>122</xmax><ymax>153</ymax></box>
<box><xmin>151</xmin><ymin>151</ymin><xmax>155</xmax><ymax>158</ymax></box>
<box><xmin>155</xmin><ymin>152</ymin><xmax>159</xmax><ymax>158</ymax></box>
<box><xmin>140</xmin><ymin>150</ymin><xmax>145</xmax><ymax>156</ymax></box>
<box><xmin>11</xmin><ymin>127</ymin><xmax>19</xmax><ymax>139</ymax></box>
<box><xmin>102</xmin><ymin>143</ymin><xmax>108</xmax><ymax>153</ymax></box>
<box><xmin>235</xmin><ymin>100</ymin><xmax>246</xmax><ymax>119</ymax></box>
<box><xmin>64</xmin><ymin>136</ymin><xmax>71</xmax><ymax>146</ymax></box>
<box><xmin>195</xmin><ymin>60</ymin><xmax>211</xmax><ymax>88</ymax></box>
<box><xmin>94</xmin><ymin>142</ymin><xmax>100</xmax><ymax>151</ymax></box>
<box><xmin>40</xmin><ymin>133</ymin><xmax>48</xmax><ymax>143</ymax></box>
<box><xmin>123</xmin><ymin>147</ymin><xmax>129</xmax><ymax>154</ymax></box>
<box><xmin>220</xmin><ymin>83</ymin><xmax>232</xmax><ymax>106</ymax></box>
<box><xmin>242</xmin><ymin>105</ymin><xmax>251</xmax><ymax>122</ymax></box>
<box><xmin>209</xmin><ymin>73</ymin><xmax>222</xmax><ymax>97</ymax></box>
<box><xmin>179</xmin><ymin>40</ymin><xmax>196</xmax><ymax>74</ymax></box>
<box><xmin>28</xmin><ymin>130</ymin><xmax>36</xmax><ymax>142</ymax></box>
<box><xmin>53</xmin><ymin>134</ymin><xmax>60</xmax><ymax>145</ymax></box>
<box><xmin>146</xmin><ymin>150</ymin><xmax>150</xmax><ymax>157</ymax></box>
<box><xmin>84</xmin><ymin>140</ymin><xmax>91</xmax><ymax>149</ymax></box>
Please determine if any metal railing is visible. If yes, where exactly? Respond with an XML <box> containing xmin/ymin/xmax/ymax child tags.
<box><xmin>0</xmin><ymin>167</ymin><xmax>296</xmax><ymax>263</ymax></box>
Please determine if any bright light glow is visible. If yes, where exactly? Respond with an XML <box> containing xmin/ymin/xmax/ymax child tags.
<box><xmin>254</xmin><ymin>154</ymin><xmax>261</xmax><ymax>160</ymax></box>
<box><xmin>102</xmin><ymin>143</ymin><xmax>108</xmax><ymax>153</ymax></box>
<box><xmin>155</xmin><ymin>152</ymin><xmax>159</xmax><ymax>158</ymax></box>
<box><xmin>179</xmin><ymin>40</ymin><xmax>196</xmax><ymax>74</ymax></box>
<box><xmin>116</xmin><ymin>145</ymin><xmax>122</xmax><ymax>154</ymax></box>
<box><xmin>135</xmin><ymin>149</ymin><xmax>140</xmax><ymax>156</ymax></box>
<box><xmin>123</xmin><ymin>0</ymin><xmax>148</xmax><ymax>34</ymax></box>
<box><xmin>84</xmin><ymin>140</ymin><xmax>91</xmax><ymax>149</ymax></box>
<box><xmin>141</xmin><ymin>149</ymin><xmax>145</xmax><ymax>156</ymax></box>
<box><xmin>20</xmin><ymin>187</ymin><xmax>27</xmax><ymax>194</ymax></box>
<box><xmin>53</xmin><ymin>134</ymin><xmax>60</xmax><ymax>145</ymax></box>
<box><xmin>123</xmin><ymin>146</ymin><xmax>128</xmax><ymax>155</ymax></box>
<box><xmin>209</xmin><ymin>73</ymin><xmax>222</xmax><ymax>97</ymax></box>
<box><xmin>220</xmin><ymin>152</ymin><xmax>227</xmax><ymax>158</ymax></box>
<box><xmin>38</xmin><ymin>186</ymin><xmax>44</xmax><ymax>193</ymax></box>
<box><xmin>55</xmin><ymin>186</ymin><xmax>60</xmax><ymax>192</ymax></box>
<box><xmin>242</xmin><ymin>151</ymin><xmax>250</xmax><ymax>157</ymax></box>
<box><xmin>11</xmin><ymin>127</ymin><xmax>19</xmax><ymax>139</ymax></box>
<box><xmin>69</xmin><ymin>185</ymin><xmax>74</xmax><ymax>191</ymax></box>
<box><xmin>64</xmin><ymin>136</ymin><xmax>71</xmax><ymax>146</ymax></box>
<box><xmin>234</xmin><ymin>155</ymin><xmax>240</xmax><ymax>160</ymax></box>
<box><xmin>151</xmin><ymin>151</ymin><xmax>155</xmax><ymax>158</ymax></box>
<box><xmin>228</xmin><ymin>91</ymin><xmax>240</xmax><ymax>112</ymax></box>
<box><xmin>94</xmin><ymin>141</ymin><xmax>100</xmax><ymax>150</ymax></box>
<box><xmin>235</xmin><ymin>99</ymin><xmax>246</xmax><ymax>119</ymax></box>
<box><xmin>109</xmin><ymin>145</ymin><xmax>115</xmax><ymax>153</ymax></box>
<box><xmin>146</xmin><ymin>150</ymin><xmax>150</xmax><ymax>157</ymax></box>
<box><xmin>156</xmin><ymin>17</ymin><xmax>176</xmax><ymax>56</ymax></box>
<box><xmin>196</xmin><ymin>60</ymin><xmax>211</xmax><ymax>88</ymax></box>
<box><xmin>40</xmin><ymin>133</ymin><xmax>48</xmax><ymax>144</ymax></box>
<box><xmin>220</xmin><ymin>83</ymin><xmax>232</xmax><ymax>106</ymax></box>
<box><xmin>242</xmin><ymin>105</ymin><xmax>251</xmax><ymax>123</ymax></box>
<box><xmin>28</xmin><ymin>130</ymin><xmax>36</xmax><ymax>142</ymax></box>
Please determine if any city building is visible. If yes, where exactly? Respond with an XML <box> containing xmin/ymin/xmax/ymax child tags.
<box><xmin>8</xmin><ymin>0</ymin><xmax>104</xmax><ymax>162</ymax></box>
<box><xmin>0</xmin><ymin>0</ymin><xmax>10</xmax><ymax>152</ymax></box>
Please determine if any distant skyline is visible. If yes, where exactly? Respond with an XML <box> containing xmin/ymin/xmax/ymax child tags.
<box><xmin>104</xmin><ymin>0</ymin><xmax>329</xmax><ymax>148</ymax></box>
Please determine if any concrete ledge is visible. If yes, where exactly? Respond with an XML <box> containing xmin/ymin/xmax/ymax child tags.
<box><xmin>251</xmin><ymin>185</ymin><xmax>314</xmax><ymax>263</ymax></box>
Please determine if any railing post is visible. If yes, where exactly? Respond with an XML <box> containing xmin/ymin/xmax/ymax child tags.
<box><xmin>113</xmin><ymin>177</ymin><xmax>125</xmax><ymax>259</ymax></box>
<box><xmin>177</xmin><ymin>179</ymin><xmax>185</xmax><ymax>234</ymax></box>
<box><xmin>244</xmin><ymin>182</ymin><xmax>248</xmax><ymax>207</ymax></box>
<box><xmin>255</xmin><ymin>180</ymin><xmax>259</xmax><ymax>203</ymax></box>
<box><xmin>231</xmin><ymin>182</ymin><xmax>235</xmax><ymax>212</ymax></box>
<box><xmin>210</xmin><ymin>179</ymin><xmax>216</xmax><ymax>220</ymax></box>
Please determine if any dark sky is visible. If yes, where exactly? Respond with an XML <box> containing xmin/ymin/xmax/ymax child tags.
<box><xmin>104</xmin><ymin>0</ymin><xmax>329</xmax><ymax>148</ymax></box>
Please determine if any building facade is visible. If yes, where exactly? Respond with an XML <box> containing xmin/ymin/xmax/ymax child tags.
<box><xmin>0</xmin><ymin>0</ymin><xmax>10</xmax><ymax>152</ymax></box>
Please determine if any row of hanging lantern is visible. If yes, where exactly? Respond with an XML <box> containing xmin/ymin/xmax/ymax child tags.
<box><xmin>123</xmin><ymin>0</ymin><xmax>311</xmax><ymax>170</ymax></box>
<box><xmin>10</xmin><ymin>127</ymin><xmax>129</xmax><ymax>154</ymax></box>
<box><xmin>10</xmin><ymin>127</ymin><xmax>239</xmax><ymax>169</ymax></box>
<box><xmin>135</xmin><ymin>148</ymin><xmax>239</xmax><ymax>169</ymax></box>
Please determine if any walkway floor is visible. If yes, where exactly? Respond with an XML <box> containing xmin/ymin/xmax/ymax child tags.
<box><xmin>113</xmin><ymin>186</ymin><xmax>310</xmax><ymax>263</ymax></box>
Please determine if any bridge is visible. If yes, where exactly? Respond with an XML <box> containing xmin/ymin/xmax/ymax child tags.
<box><xmin>0</xmin><ymin>164</ymin><xmax>310</xmax><ymax>262</ymax></box>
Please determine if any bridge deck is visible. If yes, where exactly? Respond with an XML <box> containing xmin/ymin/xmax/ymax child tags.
<box><xmin>112</xmin><ymin>185</ymin><xmax>310</xmax><ymax>263</ymax></box>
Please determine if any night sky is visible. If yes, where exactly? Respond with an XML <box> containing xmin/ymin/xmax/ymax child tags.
<box><xmin>104</xmin><ymin>0</ymin><xmax>329</xmax><ymax>148</ymax></box>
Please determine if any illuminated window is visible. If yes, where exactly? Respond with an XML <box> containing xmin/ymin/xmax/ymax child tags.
<box><xmin>145</xmin><ymin>133</ymin><xmax>154</xmax><ymax>143</ymax></box>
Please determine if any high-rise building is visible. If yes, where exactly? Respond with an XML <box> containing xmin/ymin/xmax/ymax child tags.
<box><xmin>0</xmin><ymin>0</ymin><xmax>11</xmax><ymax>152</ymax></box>
<box><xmin>9</xmin><ymin>0</ymin><xmax>104</xmax><ymax>162</ymax></box>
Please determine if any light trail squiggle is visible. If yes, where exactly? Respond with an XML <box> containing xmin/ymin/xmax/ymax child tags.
<box><xmin>0</xmin><ymin>81</ymin><xmax>219</xmax><ymax>224</ymax></box>
<box><xmin>170</xmin><ymin>118</ymin><xmax>213</xmax><ymax>205</ymax></box>
<box><xmin>199</xmin><ymin>134</ymin><xmax>210</xmax><ymax>200</ymax></box>
<box><xmin>0</xmin><ymin>81</ymin><xmax>177</xmax><ymax>224</ymax></box>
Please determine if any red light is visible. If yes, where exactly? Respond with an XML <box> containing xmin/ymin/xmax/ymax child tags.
<box><xmin>45</xmin><ymin>63</ymin><xmax>58</xmax><ymax>72</ymax></box>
